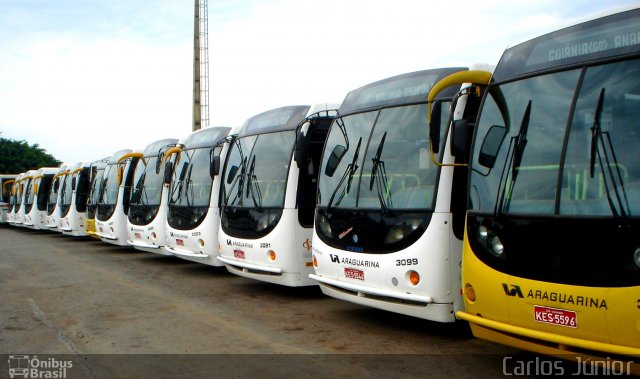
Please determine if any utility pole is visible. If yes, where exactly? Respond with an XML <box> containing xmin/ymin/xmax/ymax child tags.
<box><xmin>192</xmin><ymin>0</ymin><xmax>209</xmax><ymax>132</ymax></box>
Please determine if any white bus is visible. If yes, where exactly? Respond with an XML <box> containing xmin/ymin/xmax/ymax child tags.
<box><xmin>58</xmin><ymin>161</ymin><xmax>92</xmax><ymax>236</ymax></box>
<box><xmin>126</xmin><ymin>138</ymin><xmax>179</xmax><ymax>253</ymax></box>
<box><xmin>85</xmin><ymin>157</ymin><xmax>109</xmax><ymax>239</ymax></box>
<box><xmin>95</xmin><ymin>149</ymin><xmax>142</xmax><ymax>246</ymax></box>
<box><xmin>22</xmin><ymin>167</ymin><xmax>57</xmax><ymax>229</ymax></box>
<box><xmin>45</xmin><ymin>164</ymin><xmax>70</xmax><ymax>232</ymax></box>
<box><xmin>217</xmin><ymin>104</ymin><xmax>338</xmax><ymax>286</ymax></box>
<box><xmin>6</xmin><ymin>173</ymin><xmax>24</xmax><ymax>225</ymax></box>
<box><xmin>163</xmin><ymin>126</ymin><xmax>233</xmax><ymax>261</ymax></box>
<box><xmin>0</xmin><ymin>174</ymin><xmax>18</xmax><ymax>224</ymax></box>
<box><xmin>15</xmin><ymin>170</ymin><xmax>38</xmax><ymax>228</ymax></box>
<box><xmin>309</xmin><ymin>67</ymin><xmax>493</xmax><ymax>321</ymax></box>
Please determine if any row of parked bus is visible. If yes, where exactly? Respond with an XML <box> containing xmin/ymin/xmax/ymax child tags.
<box><xmin>2</xmin><ymin>7</ymin><xmax>639</xmax><ymax>373</ymax></box>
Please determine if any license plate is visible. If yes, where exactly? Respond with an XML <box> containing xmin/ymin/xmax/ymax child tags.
<box><xmin>533</xmin><ymin>305</ymin><xmax>577</xmax><ymax>328</ymax></box>
<box><xmin>234</xmin><ymin>250</ymin><xmax>245</xmax><ymax>259</ymax></box>
<box><xmin>344</xmin><ymin>267</ymin><xmax>364</xmax><ymax>280</ymax></box>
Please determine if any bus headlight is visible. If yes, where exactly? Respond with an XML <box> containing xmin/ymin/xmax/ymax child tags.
<box><xmin>474</xmin><ymin>224</ymin><xmax>504</xmax><ymax>258</ymax></box>
<box><xmin>491</xmin><ymin>236</ymin><xmax>504</xmax><ymax>256</ymax></box>
<box><xmin>634</xmin><ymin>248</ymin><xmax>640</xmax><ymax>269</ymax></box>
<box><xmin>316</xmin><ymin>213</ymin><xmax>332</xmax><ymax>237</ymax></box>
<box><xmin>385</xmin><ymin>218</ymin><xmax>421</xmax><ymax>244</ymax></box>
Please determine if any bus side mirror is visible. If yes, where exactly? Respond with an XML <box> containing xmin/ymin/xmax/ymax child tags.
<box><xmin>164</xmin><ymin>161</ymin><xmax>173</xmax><ymax>185</ymax></box>
<box><xmin>478</xmin><ymin>125</ymin><xmax>507</xmax><ymax>169</ymax></box>
<box><xmin>117</xmin><ymin>166</ymin><xmax>124</xmax><ymax>185</ymax></box>
<box><xmin>226</xmin><ymin>166</ymin><xmax>238</xmax><ymax>184</ymax></box>
<box><xmin>429</xmin><ymin>100</ymin><xmax>442</xmax><ymax>154</ymax></box>
<box><xmin>294</xmin><ymin>131</ymin><xmax>307</xmax><ymax>168</ymax></box>
<box><xmin>324</xmin><ymin>145</ymin><xmax>346</xmax><ymax>177</ymax></box>
<box><xmin>451</xmin><ymin>119</ymin><xmax>473</xmax><ymax>161</ymax></box>
<box><xmin>210</xmin><ymin>155</ymin><xmax>220</xmax><ymax>178</ymax></box>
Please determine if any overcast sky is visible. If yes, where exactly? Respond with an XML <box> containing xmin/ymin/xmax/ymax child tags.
<box><xmin>0</xmin><ymin>0</ymin><xmax>638</xmax><ymax>165</ymax></box>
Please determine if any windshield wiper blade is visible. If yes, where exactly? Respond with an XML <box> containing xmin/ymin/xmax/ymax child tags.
<box><xmin>245</xmin><ymin>155</ymin><xmax>263</xmax><ymax>210</ymax></box>
<box><xmin>590</xmin><ymin>88</ymin><xmax>606</xmax><ymax>178</ymax></box>
<box><xmin>495</xmin><ymin>100</ymin><xmax>531</xmax><ymax>216</ymax></box>
<box><xmin>369</xmin><ymin>132</ymin><xmax>392</xmax><ymax>214</ymax></box>
<box><xmin>326</xmin><ymin>137</ymin><xmax>362</xmax><ymax>211</ymax></box>
<box><xmin>589</xmin><ymin>88</ymin><xmax>629</xmax><ymax>218</ymax></box>
<box><xmin>511</xmin><ymin>100</ymin><xmax>531</xmax><ymax>181</ymax></box>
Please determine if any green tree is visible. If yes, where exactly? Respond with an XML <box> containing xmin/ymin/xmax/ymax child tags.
<box><xmin>0</xmin><ymin>138</ymin><xmax>61</xmax><ymax>174</ymax></box>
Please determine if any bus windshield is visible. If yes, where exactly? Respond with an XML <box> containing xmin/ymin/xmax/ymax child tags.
<box><xmin>470</xmin><ymin>58</ymin><xmax>640</xmax><ymax>217</ymax></box>
<box><xmin>129</xmin><ymin>156</ymin><xmax>164</xmax><ymax>225</ymax></box>
<box><xmin>167</xmin><ymin>146</ymin><xmax>219</xmax><ymax>229</ymax></box>
<box><xmin>87</xmin><ymin>167</ymin><xmax>105</xmax><ymax>219</ymax></box>
<box><xmin>223</xmin><ymin>130</ymin><xmax>295</xmax><ymax>209</ymax></box>
<box><xmin>47</xmin><ymin>177</ymin><xmax>60</xmax><ymax>215</ymax></box>
<box><xmin>315</xmin><ymin>103</ymin><xmax>449</xmax><ymax>253</ymax></box>
<box><xmin>59</xmin><ymin>174</ymin><xmax>73</xmax><ymax>217</ymax></box>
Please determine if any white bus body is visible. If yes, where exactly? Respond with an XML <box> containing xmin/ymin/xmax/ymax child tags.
<box><xmin>85</xmin><ymin>158</ymin><xmax>109</xmax><ymax>239</ymax></box>
<box><xmin>163</xmin><ymin>126</ymin><xmax>233</xmax><ymax>262</ymax></box>
<box><xmin>126</xmin><ymin>138</ymin><xmax>179</xmax><ymax>253</ymax></box>
<box><xmin>95</xmin><ymin>149</ymin><xmax>141</xmax><ymax>246</ymax></box>
<box><xmin>309</xmin><ymin>67</ymin><xmax>493</xmax><ymax>321</ymax></box>
<box><xmin>22</xmin><ymin>167</ymin><xmax>57</xmax><ymax>229</ymax></box>
<box><xmin>15</xmin><ymin>170</ymin><xmax>38</xmax><ymax>228</ymax></box>
<box><xmin>45</xmin><ymin>164</ymin><xmax>70</xmax><ymax>232</ymax></box>
<box><xmin>58</xmin><ymin>161</ymin><xmax>92</xmax><ymax>236</ymax></box>
<box><xmin>1</xmin><ymin>174</ymin><xmax>18</xmax><ymax>223</ymax></box>
<box><xmin>217</xmin><ymin>104</ymin><xmax>338</xmax><ymax>286</ymax></box>
<box><xmin>6</xmin><ymin>173</ymin><xmax>24</xmax><ymax>225</ymax></box>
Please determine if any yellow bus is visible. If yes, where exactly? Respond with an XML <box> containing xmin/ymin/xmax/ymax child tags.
<box><xmin>455</xmin><ymin>6</ymin><xmax>640</xmax><ymax>373</ymax></box>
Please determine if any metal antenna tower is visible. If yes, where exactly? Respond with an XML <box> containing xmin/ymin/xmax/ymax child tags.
<box><xmin>192</xmin><ymin>0</ymin><xmax>210</xmax><ymax>131</ymax></box>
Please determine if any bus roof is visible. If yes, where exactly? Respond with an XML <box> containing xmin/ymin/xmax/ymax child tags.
<box><xmin>239</xmin><ymin>105</ymin><xmax>311</xmax><ymax>137</ymax></box>
<box><xmin>143</xmin><ymin>138</ymin><xmax>179</xmax><ymax>157</ymax></box>
<box><xmin>183</xmin><ymin>126</ymin><xmax>232</xmax><ymax>149</ymax></box>
<box><xmin>493</xmin><ymin>7</ymin><xmax>640</xmax><ymax>81</ymax></box>
<box><xmin>338</xmin><ymin>67</ymin><xmax>467</xmax><ymax>115</ymax></box>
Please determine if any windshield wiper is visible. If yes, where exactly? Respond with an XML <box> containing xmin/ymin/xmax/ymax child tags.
<box><xmin>369</xmin><ymin>132</ymin><xmax>392</xmax><ymax>214</ymax></box>
<box><xmin>245</xmin><ymin>155</ymin><xmax>263</xmax><ymax>210</ymax></box>
<box><xmin>326</xmin><ymin>137</ymin><xmax>362</xmax><ymax>211</ymax></box>
<box><xmin>495</xmin><ymin>100</ymin><xmax>531</xmax><ymax>216</ymax></box>
<box><xmin>589</xmin><ymin>88</ymin><xmax>629</xmax><ymax>218</ymax></box>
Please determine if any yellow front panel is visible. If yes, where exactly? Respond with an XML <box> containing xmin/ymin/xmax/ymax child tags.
<box><xmin>461</xmin><ymin>234</ymin><xmax>640</xmax><ymax>355</ymax></box>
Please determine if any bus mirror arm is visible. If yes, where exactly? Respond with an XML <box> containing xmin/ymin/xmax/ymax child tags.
<box><xmin>164</xmin><ymin>161</ymin><xmax>174</xmax><ymax>185</ymax></box>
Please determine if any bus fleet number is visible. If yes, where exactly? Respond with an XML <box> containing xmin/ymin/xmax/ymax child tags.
<box><xmin>396</xmin><ymin>258</ymin><xmax>418</xmax><ymax>266</ymax></box>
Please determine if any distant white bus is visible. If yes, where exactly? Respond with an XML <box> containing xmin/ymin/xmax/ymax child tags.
<box><xmin>0</xmin><ymin>174</ymin><xmax>18</xmax><ymax>224</ymax></box>
<box><xmin>45</xmin><ymin>164</ymin><xmax>70</xmax><ymax>232</ymax></box>
<box><xmin>95</xmin><ymin>149</ymin><xmax>141</xmax><ymax>246</ymax></box>
<box><xmin>85</xmin><ymin>157</ymin><xmax>109</xmax><ymax>239</ymax></box>
<box><xmin>22</xmin><ymin>167</ymin><xmax>57</xmax><ymax>229</ymax></box>
<box><xmin>15</xmin><ymin>170</ymin><xmax>38</xmax><ymax>228</ymax></box>
<box><xmin>217</xmin><ymin>104</ymin><xmax>338</xmax><ymax>286</ymax></box>
<box><xmin>163</xmin><ymin>126</ymin><xmax>233</xmax><ymax>262</ymax></box>
<box><xmin>58</xmin><ymin>161</ymin><xmax>92</xmax><ymax>236</ymax></box>
<box><xmin>126</xmin><ymin>138</ymin><xmax>179</xmax><ymax>253</ymax></box>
